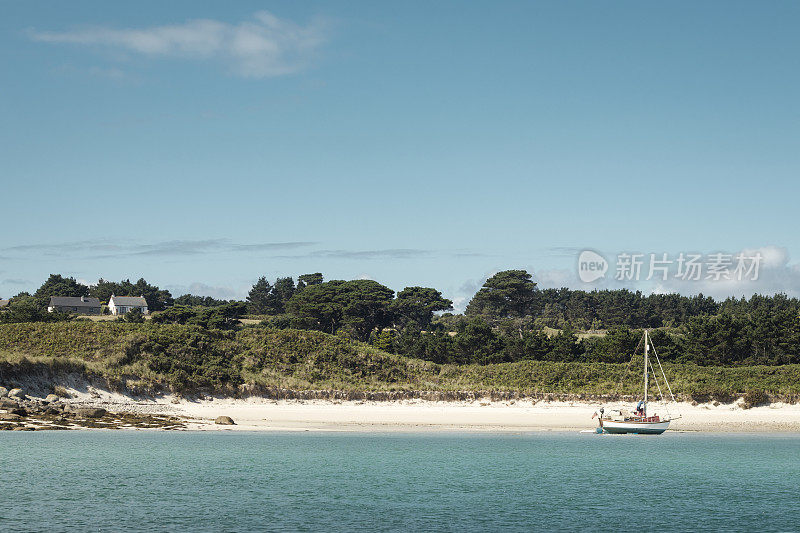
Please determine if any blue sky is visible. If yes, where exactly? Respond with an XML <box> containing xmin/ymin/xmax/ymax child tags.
<box><xmin>2</xmin><ymin>1</ymin><xmax>800</xmax><ymax>308</ymax></box>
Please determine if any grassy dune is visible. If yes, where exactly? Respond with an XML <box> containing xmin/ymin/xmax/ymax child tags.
<box><xmin>0</xmin><ymin>322</ymin><xmax>798</xmax><ymax>401</ymax></box>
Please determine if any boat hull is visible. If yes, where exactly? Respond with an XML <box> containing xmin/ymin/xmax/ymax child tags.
<box><xmin>601</xmin><ymin>420</ymin><xmax>670</xmax><ymax>435</ymax></box>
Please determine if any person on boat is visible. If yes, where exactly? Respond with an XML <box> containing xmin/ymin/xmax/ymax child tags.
<box><xmin>636</xmin><ymin>400</ymin><xmax>645</xmax><ymax>417</ymax></box>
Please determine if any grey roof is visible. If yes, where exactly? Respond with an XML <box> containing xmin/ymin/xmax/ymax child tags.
<box><xmin>111</xmin><ymin>296</ymin><xmax>148</xmax><ymax>307</ymax></box>
<box><xmin>0</xmin><ymin>299</ymin><xmax>9</xmax><ymax>308</ymax></box>
<box><xmin>49</xmin><ymin>296</ymin><xmax>101</xmax><ymax>307</ymax></box>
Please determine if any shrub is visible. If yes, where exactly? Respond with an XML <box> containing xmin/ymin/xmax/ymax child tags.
<box><xmin>743</xmin><ymin>389</ymin><xmax>769</xmax><ymax>409</ymax></box>
<box><xmin>123</xmin><ymin>308</ymin><xmax>145</xmax><ymax>323</ymax></box>
<box><xmin>2</xmin><ymin>322</ymin><xmax>800</xmax><ymax>399</ymax></box>
<box><xmin>690</xmin><ymin>388</ymin><xmax>736</xmax><ymax>404</ymax></box>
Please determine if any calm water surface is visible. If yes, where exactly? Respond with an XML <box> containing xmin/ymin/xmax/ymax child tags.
<box><xmin>1</xmin><ymin>431</ymin><xmax>798</xmax><ymax>532</ymax></box>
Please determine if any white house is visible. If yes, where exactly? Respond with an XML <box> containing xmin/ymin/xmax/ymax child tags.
<box><xmin>108</xmin><ymin>295</ymin><xmax>149</xmax><ymax>316</ymax></box>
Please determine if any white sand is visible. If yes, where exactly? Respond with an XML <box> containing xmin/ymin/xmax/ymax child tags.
<box><xmin>62</xmin><ymin>387</ymin><xmax>800</xmax><ymax>433</ymax></box>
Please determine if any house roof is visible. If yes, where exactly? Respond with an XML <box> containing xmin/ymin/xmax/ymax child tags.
<box><xmin>49</xmin><ymin>296</ymin><xmax>101</xmax><ymax>307</ymax></box>
<box><xmin>0</xmin><ymin>299</ymin><xmax>9</xmax><ymax>308</ymax></box>
<box><xmin>110</xmin><ymin>296</ymin><xmax>148</xmax><ymax>307</ymax></box>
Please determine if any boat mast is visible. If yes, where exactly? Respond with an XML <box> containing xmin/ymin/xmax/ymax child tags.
<box><xmin>643</xmin><ymin>330</ymin><xmax>649</xmax><ymax>417</ymax></box>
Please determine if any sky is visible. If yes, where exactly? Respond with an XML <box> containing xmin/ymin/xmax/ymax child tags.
<box><xmin>2</xmin><ymin>1</ymin><xmax>800</xmax><ymax>309</ymax></box>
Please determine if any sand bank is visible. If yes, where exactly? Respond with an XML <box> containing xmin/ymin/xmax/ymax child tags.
<box><xmin>61</xmin><ymin>388</ymin><xmax>800</xmax><ymax>433</ymax></box>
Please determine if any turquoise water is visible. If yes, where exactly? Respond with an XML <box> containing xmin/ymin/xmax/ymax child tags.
<box><xmin>1</xmin><ymin>431</ymin><xmax>798</xmax><ymax>532</ymax></box>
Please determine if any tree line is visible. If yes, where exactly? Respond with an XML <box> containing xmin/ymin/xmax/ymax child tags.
<box><xmin>248</xmin><ymin>274</ymin><xmax>453</xmax><ymax>341</ymax></box>
<box><xmin>245</xmin><ymin>269</ymin><xmax>800</xmax><ymax>366</ymax></box>
<box><xmin>2</xmin><ymin>269</ymin><xmax>799</xmax><ymax>366</ymax></box>
<box><xmin>463</xmin><ymin>269</ymin><xmax>763</xmax><ymax>329</ymax></box>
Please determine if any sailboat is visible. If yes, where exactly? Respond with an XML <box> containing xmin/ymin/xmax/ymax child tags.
<box><xmin>595</xmin><ymin>330</ymin><xmax>680</xmax><ymax>435</ymax></box>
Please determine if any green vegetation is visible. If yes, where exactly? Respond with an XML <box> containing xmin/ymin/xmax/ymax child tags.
<box><xmin>234</xmin><ymin>270</ymin><xmax>800</xmax><ymax>367</ymax></box>
<box><xmin>286</xmin><ymin>279</ymin><xmax>395</xmax><ymax>340</ymax></box>
<box><xmin>0</xmin><ymin>294</ymin><xmax>72</xmax><ymax>324</ymax></box>
<box><xmin>120</xmin><ymin>307</ymin><xmax>145</xmax><ymax>323</ymax></box>
<box><xmin>151</xmin><ymin>302</ymin><xmax>247</xmax><ymax>330</ymax></box>
<box><xmin>390</xmin><ymin>286</ymin><xmax>453</xmax><ymax>329</ymax></box>
<box><xmin>247</xmin><ymin>275</ymin><xmax>299</xmax><ymax>314</ymax></box>
<box><xmin>743</xmin><ymin>389</ymin><xmax>770</xmax><ymax>408</ymax></box>
<box><xmin>0</xmin><ymin>322</ymin><xmax>797</xmax><ymax>401</ymax></box>
<box><xmin>466</xmin><ymin>270</ymin><xmax>536</xmax><ymax>317</ymax></box>
<box><xmin>3</xmin><ymin>269</ymin><xmax>800</xmax><ymax>373</ymax></box>
<box><xmin>33</xmin><ymin>274</ymin><xmax>89</xmax><ymax>307</ymax></box>
<box><xmin>296</xmin><ymin>272</ymin><xmax>324</xmax><ymax>290</ymax></box>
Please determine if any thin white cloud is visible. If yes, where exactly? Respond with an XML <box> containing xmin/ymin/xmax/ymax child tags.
<box><xmin>30</xmin><ymin>11</ymin><xmax>328</xmax><ymax>78</ymax></box>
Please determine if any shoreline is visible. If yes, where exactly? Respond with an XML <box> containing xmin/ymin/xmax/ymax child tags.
<box><xmin>55</xmin><ymin>387</ymin><xmax>800</xmax><ymax>433</ymax></box>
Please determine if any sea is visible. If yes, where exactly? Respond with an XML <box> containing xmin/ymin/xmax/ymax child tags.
<box><xmin>1</xmin><ymin>431</ymin><xmax>798</xmax><ymax>532</ymax></box>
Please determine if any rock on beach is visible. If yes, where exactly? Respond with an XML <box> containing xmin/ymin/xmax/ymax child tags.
<box><xmin>71</xmin><ymin>407</ymin><xmax>107</xmax><ymax>418</ymax></box>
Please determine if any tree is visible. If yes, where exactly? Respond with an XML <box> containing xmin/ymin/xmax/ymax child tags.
<box><xmin>272</xmin><ymin>277</ymin><xmax>296</xmax><ymax>313</ymax></box>
<box><xmin>246</xmin><ymin>276</ymin><xmax>295</xmax><ymax>315</ymax></box>
<box><xmin>0</xmin><ymin>293</ymin><xmax>71</xmax><ymax>323</ymax></box>
<box><xmin>91</xmin><ymin>279</ymin><xmax>121</xmax><ymax>304</ymax></box>
<box><xmin>296</xmin><ymin>273</ymin><xmax>324</xmax><ymax>292</ymax></box>
<box><xmin>199</xmin><ymin>302</ymin><xmax>247</xmax><ymax>330</ymax></box>
<box><xmin>286</xmin><ymin>279</ymin><xmax>395</xmax><ymax>340</ymax></box>
<box><xmin>33</xmin><ymin>274</ymin><xmax>89</xmax><ymax>307</ymax></box>
<box><xmin>247</xmin><ymin>277</ymin><xmax>278</xmax><ymax>314</ymax></box>
<box><xmin>174</xmin><ymin>294</ymin><xmax>231</xmax><ymax>307</ymax></box>
<box><xmin>339</xmin><ymin>280</ymin><xmax>395</xmax><ymax>340</ymax></box>
<box><xmin>584</xmin><ymin>327</ymin><xmax>641</xmax><ymax>363</ymax></box>
<box><xmin>548</xmin><ymin>325</ymin><xmax>583</xmax><ymax>362</ymax></box>
<box><xmin>453</xmin><ymin>318</ymin><xmax>505</xmax><ymax>364</ymax></box>
<box><xmin>286</xmin><ymin>281</ymin><xmax>346</xmax><ymax>333</ymax></box>
<box><xmin>134</xmin><ymin>278</ymin><xmax>173</xmax><ymax>311</ymax></box>
<box><xmin>521</xmin><ymin>330</ymin><xmax>553</xmax><ymax>361</ymax></box>
<box><xmin>465</xmin><ymin>270</ymin><xmax>537</xmax><ymax>318</ymax></box>
<box><xmin>151</xmin><ymin>302</ymin><xmax>246</xmax><ymax>330</ymax></box>
<box><xmin>151</xmin><ymin>306</ymin><xmax>197</xmax><ymax>325</ymax></box>
<box><xmin>391</xmin><ymin>286</ymin><xmax>453</xmax><ymax>329</ymax></box>
<box><xmin>90</xmin><ymin>277</ymin><xmax>173</xmax><ymax>311</ymax></box>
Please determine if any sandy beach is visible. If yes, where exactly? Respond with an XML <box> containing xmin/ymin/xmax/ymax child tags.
<box><xmin>61</xmin><ymin>387</ymin><xmax>800</xmax><ymax>433</ymax></box>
